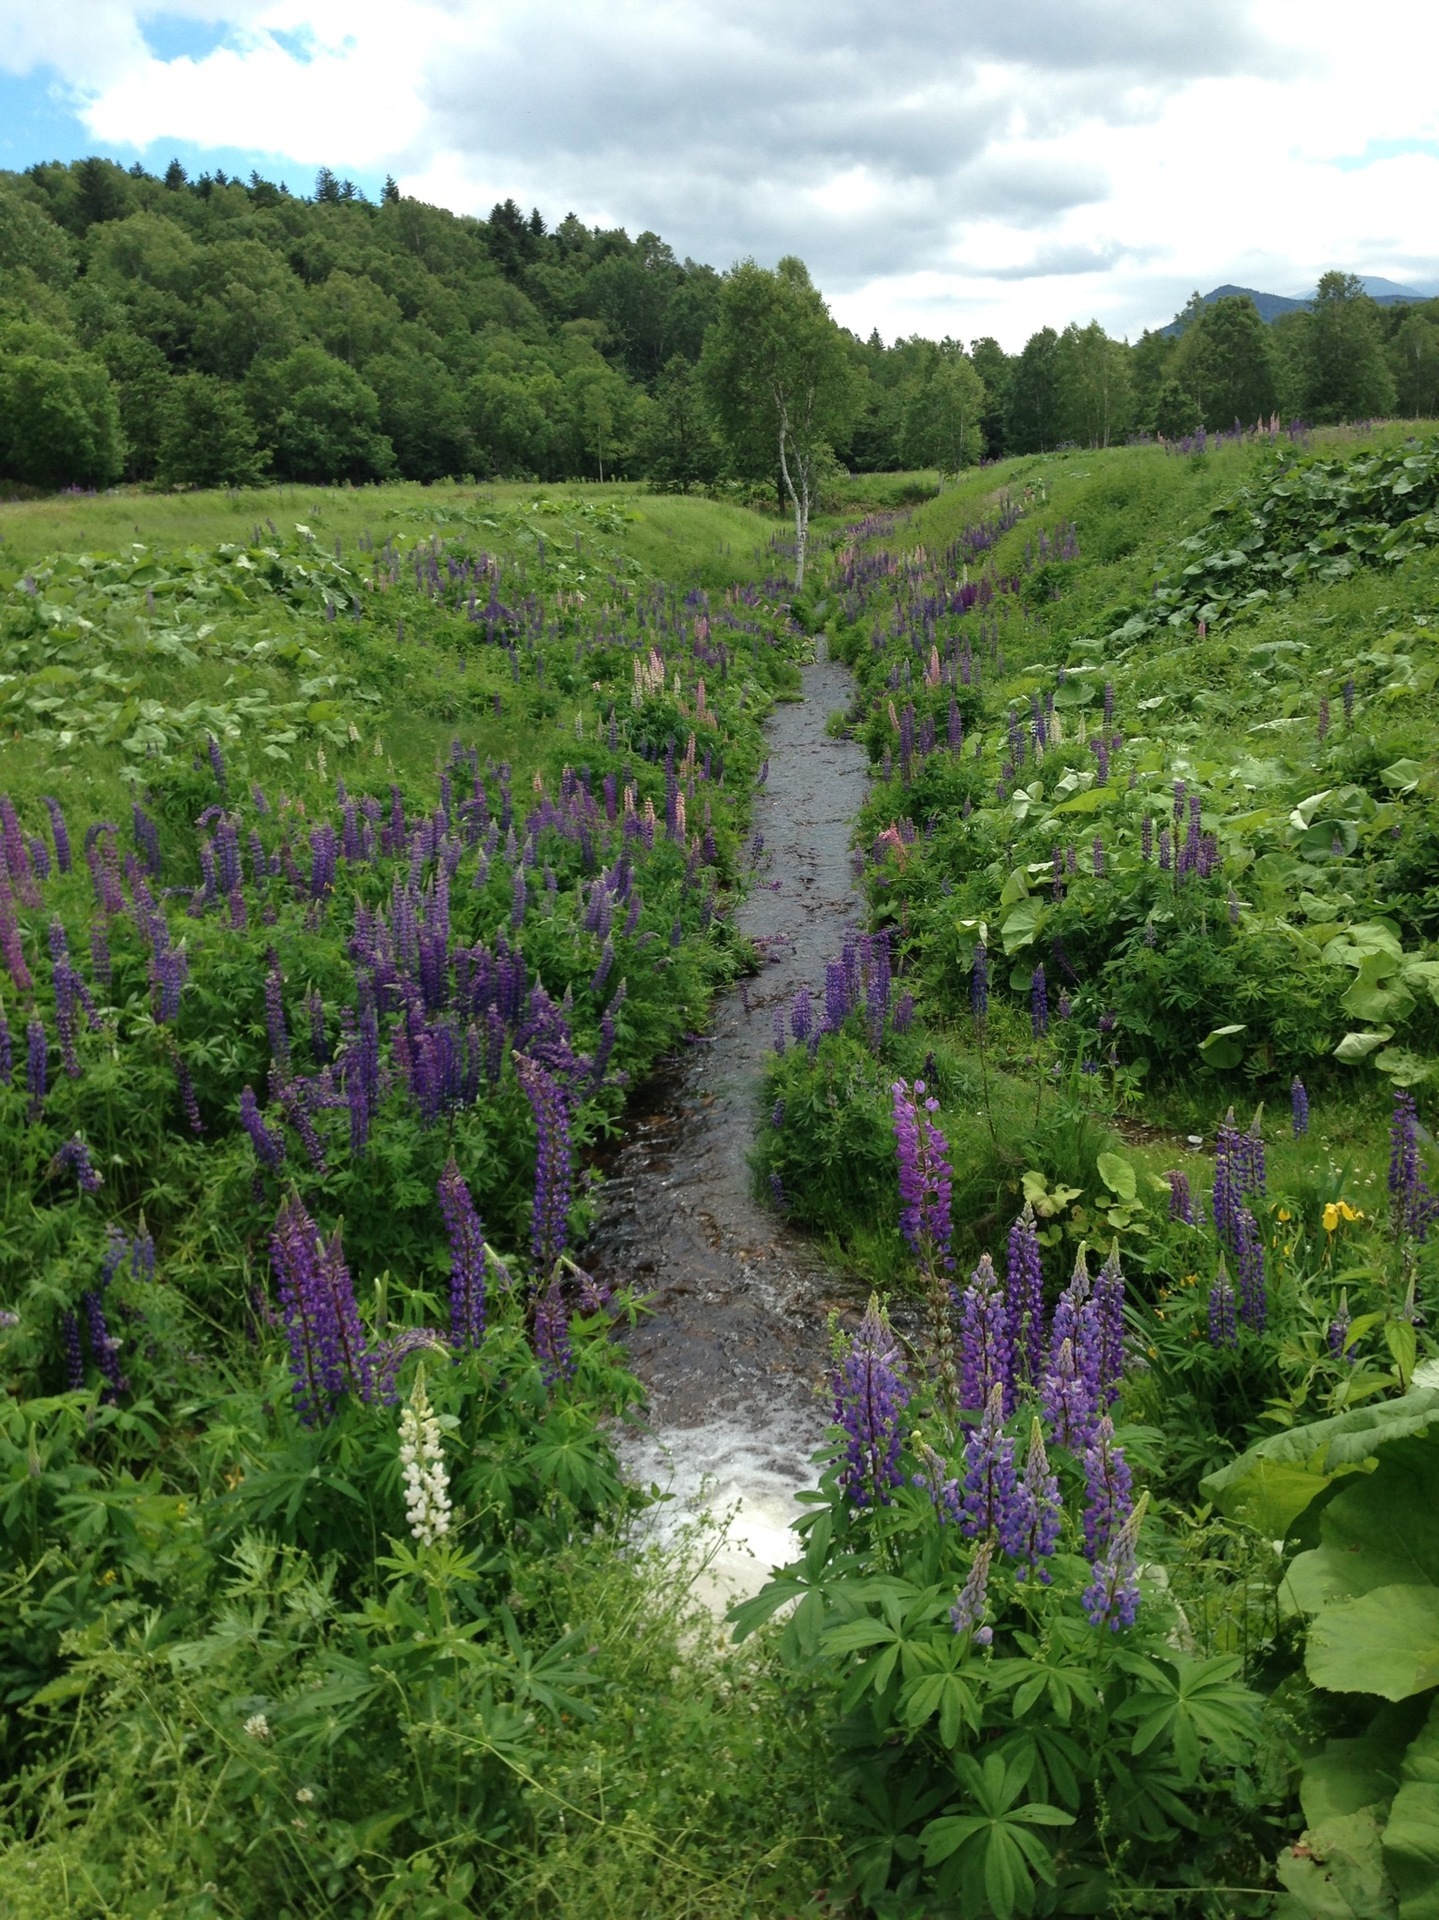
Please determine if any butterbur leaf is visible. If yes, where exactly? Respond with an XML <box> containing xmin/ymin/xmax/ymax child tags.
<box><xmin>1308</xmin><ymin>1586</ymin><xmax>1439</xmax><ymax>1702</ymax></box>
<box><xmin>1199</xmin><ymin>1024</ymin><xmax>1247</xmax><ymax>1068</ymax></box>
<box><xmin>1096</xmin><ymin>1152</ymin><xmax>1137</xmax><ymax>1203</ymax></box>
<box><xmin>1335</xmin><ymin>1028</ymin><xmax>1395</xmax><ymax>1063</ymax></box>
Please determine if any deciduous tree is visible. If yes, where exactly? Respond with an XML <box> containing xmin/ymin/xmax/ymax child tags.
<box><xmin>700</xmin><ymin>257</ymin><xmax>856</xmax><ymax>588</ymax></box>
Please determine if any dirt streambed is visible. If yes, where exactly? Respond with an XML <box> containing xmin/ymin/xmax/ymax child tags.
<box><xmin>585</xmin><ymin>653</ymin><xmax>871</xmax><ymax>1603</ymax></box>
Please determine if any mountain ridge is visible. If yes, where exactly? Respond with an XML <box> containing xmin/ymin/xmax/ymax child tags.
<box><xmin>1158</xmin><ymin>275</ymin><xmax>1439</xmax><ymax>337</ymax></box>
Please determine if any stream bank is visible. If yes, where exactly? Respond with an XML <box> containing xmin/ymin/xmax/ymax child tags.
<box><xmin>586</xmin><ymin>651</ymin><xmax>870</xmax><ymax>1602</ymax></box>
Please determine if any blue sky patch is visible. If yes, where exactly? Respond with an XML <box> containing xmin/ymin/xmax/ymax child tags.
<box><xmin>1331</xmin><ymin>137</ymin><xmax>1439</xmax><ymax>173</ymax></box>
<box><xmin>138</xmin><ymin>12</ymin><xmax>233</xmax><ymax>64</ymax></box>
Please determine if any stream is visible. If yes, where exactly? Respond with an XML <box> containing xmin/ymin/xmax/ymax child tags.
<box><xmin>586</xmin><ymin>651</ymin><xmax>871</xmax><ymax>1605</ymax></box>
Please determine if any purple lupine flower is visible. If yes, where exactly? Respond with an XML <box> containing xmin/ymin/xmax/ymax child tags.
<box><xmin>961</xmin><ymin>1383</ymin><xmax>1026</xmax><ymax>1556</ymax></box>
<box><xmin>511</xmin><ymin>864</ymin><xmax>527</xmax><ymax>929</ymax></box>
<box><xmin>307</xmin><ymin>991</ymin><xmax>328</xmax><ymax>1066</ymax></box>
<box><xmin>1388</xmin><ymin>1089</ymin><xmax>1435</xmax><ymax>1242</ymax></box>
<box><xmin>970</xmin><ymin>942</ymin><xmax>988</xmax><ymax>1026</ymax></box>
<box><xmin>771</xmin><ymin>1099</ymin><xmax>785</xmax><ymax>1130</ymax></box>
<box><xmin>1005</xmin><ymin>1202</ymin><xmax>1045</xmax><ymax>1388</ymax></box>
<box><xmin>770</xmin><ymin>1172</ymin><xmax>786</xmax><ymax>1210</ymax></box>
<box><xmin>156</xmin><ymin>941</ymin><xmax>192</xmax><ymax>1023</ymax></box>
<box><xmin>54</xmin><ymin>1135</ymin><xmax>103</xmax><ymax>1194</ymax></box>
<box><xmin>1208</xmin><ymin>1258</ymin><xmax>1238</xmax><ymax>1348</ymax></box>
<box><xmin>1158</xmin><ymin>825</ymin><xmax>1172</xmax><ymax>870</ymax></box>
<box><xmin>515</xmin><ymin>1053</ymin><xmax>572</xmax><ymax>1276</ymax></box>
<box><xmin>1291</xmin><ymin>1077</ymin><xmax>1309</xmax><ymax>1137</ymax></box>
<box><xmin>308</xmin><ymin>825</ymin><xmax>337</xmax><ymax>900</ymax></box>
<box><xmin>1328</xmin><ymin>1289</ymin><xmax>1352</xmax><ymax>1362</ymax></box>
<box><xmin>83</xmin><ymin>1288</ymin><xmax>127</xmax><ymax>1399</ymax></box>
<box><xmin>893</xmin><ymin>991</ymin><xmax>914</xmax><ymax>1033</ymax></box>
<box><xmin>316</xmin><ymin>1224</ymin><xmax>372</xmax><ymax>1401</ymax></box>
<box><xmin>824</xmin><ymin>960</ymin><xmax>848</xmax><ymax>1031</ymax></box>
<box><xmin>0</xmin><ymin>1005</ymin><xmax>11</xmax><ymax>1085</ymax></box>
<box><xmin>1093</xmin><ymin>1244</ymin><xmax>1126</xmax><ymax>1403</ymax></box>
<box><xmin>1241</xmin><ymin>1113</ymin><xmax>1267</xmax><ymax>1203</ymax></box>
<box><xmin>130</xmin><ymin>1224</ymin><xmax>155</xmax><ymax>1284</ymax></box>
<box><xmin>1013</xmin><ymin>1419</ymin><xmax>1062</xmax><ymax>1582</ymax></box>
<box><xmin>239</xmin><ymin>1086</ymin><xmax>285</xmax><ymax>1170</ymax></box>
<box><xmin>207</xmin><ymin>734</ymin><xmax>228</xmax><ymax>792</ymax></box>
<box><xmin>1318</xmin><ymin>697</ymin><xmax>1330</xmax><ymax>742</ymax></box>
<box><xmin>1041</xmin><ymin>1337</ymin><xmax>1096</xmax><ymax>1453</ymax></box>
<box><xmin>26</xmin><ymin>1017</ymin><xmax>46</xmax><ymax>1119</ymax></box>
<box><xmin>271</xmin><ymin>1196</ymin><xmax>373</xmax><ymax>1422</ymax></box>
<box><xmin>1141</xmin><ymin>815</ymin><xmax>1153</xmax><ymax>861</ymax></box>
<box><xmin>168</xmin><ymin>1050</ymin><xmax>202</xmax><ymax>1137</ymax></box>
<box><xmin>42</xmin><ymin>797</ymin><xmax>73</xmax><ymax>874</ymax></box>
<box><xmin>589</xmin><ymin>936</ymin><xmax>615</xmax><ymax>996</ymax></box>
<box><xmin>60</xmin><ymin>1307</ymin><xmax>84</xmax><ymax>1390</ymax></box>
<box><xmin>1091</xmin><ymin>837</ymin><xmax>1105</xmax><ymax>876</ymax></box>
<box><xmin>1030</xmin><ymin>963</ymin><xmax>1049</xmax><ymax>1039</ymax></box>
<box><xmin>912</xmin><ymin>1437</ymin><xmax>964</xmax><ymax>1527</ymax></box>
<box><xmin>1167</xmin><ymin>1170</ymin><xmax>1194</xmax><ymax>1226</ymax></box>
<box><xmin>790</xmin><ymin>988</ymin><xmax>812</xmax><ymax>1044</ymax></box>
<box><xmin>958</xmin><ymin>1253</ymin><xmax>1013</xmax><ymax>1413</ymax></box>
<box><xmin>1212</xmin><ymin>1109</ymin><xmax>1245</xmax><ymax>1252</ymax></box>
<box><xmin>1082</xmin><ymin>1495</ymin><xmax>1145</xmax><ymax>1631</ymax></box>
<box><xmin>99</xmin><ymin>1226</ymin><xmax>128</xmax><ymax>1291</ymax></box>
<box><xmin>532</xmin><ymin>1279</ymin><xmax>575</xmax><ymax>1385</ymax></box>
<box><xmin>438</xmin><ymin>1159</ymin><xmax>487</xmax><ymax>1351</ymax></box>
<box><xmin>771</xmin><ymin>1006</ymin><xmax>786</xmax><ymax>1055</ymax></box>
<box><xmin>891</xmin><ymin>1078</ymin><xmax>953</xmax><ymax>1265</ymax></box>
<box><xmin>949</xmin><ymin>1537</ymin><xmax>994</xmax><ymax>1644</ymax></box>
<box><xmin>833</xmin><ymin>1296</ymin><xmax>911</xmax><ymax>1509</ymax></box>
<box><xmin>1080</xmin><ymin>1414</ymin><xmax>1132</xmax><ymax>1560</ymax></box>
<box><xmin>1235</xmin><ymin>1208</ymin><xmax>1266</xmax><ymax>1331</ymax></box>
<box><xmin>263</xmin><ymin>959</ymin><xmax>289</xmax><ymax>1070</ymax></box>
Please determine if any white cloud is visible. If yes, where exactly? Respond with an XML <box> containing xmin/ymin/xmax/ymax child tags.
<box><xmin>0</xmin><ymin>0</ymin><xmax>1436</xmax><ymax>346</ymax></box>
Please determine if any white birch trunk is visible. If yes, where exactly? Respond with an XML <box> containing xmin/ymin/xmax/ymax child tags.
<box><xmin>774</xmin><ymin>395</ymin><xmax>809</xmax><ymax>591</ymax></box>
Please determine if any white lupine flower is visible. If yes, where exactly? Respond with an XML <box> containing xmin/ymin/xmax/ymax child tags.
<box><xmin>399</xmin><ymin>1368</ymin><xmax>451</xmax><ymax>1547</ymax></box>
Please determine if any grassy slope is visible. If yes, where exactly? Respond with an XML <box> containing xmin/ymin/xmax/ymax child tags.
<box><xmin>761</xmin><ymin>424</ymin><xmax>1439</xmax><ymax>1288</ymax></box>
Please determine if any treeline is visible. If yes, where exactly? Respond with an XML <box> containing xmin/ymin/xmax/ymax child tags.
<box><xmin>2</xmin><ymin>155</ymin><xmax>1438</xmax><ymax>494</ymax></box>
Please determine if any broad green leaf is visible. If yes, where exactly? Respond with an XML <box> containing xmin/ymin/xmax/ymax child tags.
<box><xmin>1051</xmin><ymin>785</ymin><xmax>1116</xmax><ymax>814</ymax></box>
<box><xmin>1335</xmin><ymin>1029</ymin><xmax>1396</xmax><ymax>1064</ymax></box>
<box><xmin>1275</xmin><ymin>1808</ymin><xmax>1398</xmax><ymax>1919</ymax></box>
<box><xmin>1385</xmin><ymin>1781</ymin><xmax>1439</xmax><ymax>1920</ymax></box>
<box><xmin>1000</xmin><ymin>897</ymin><xmax>1047</xmax><ymax>955</ymax></box>
<box><xmin>1095</xmin><ymin>1152</ymin><xmax>1137</xmax><ymax>1203</ymax></box>
<box><xmin>1199</xmin><ymin>1023</ymin><xmax>1247</xmax><ymax>1068</ymax></box>
<box><xmin>1285</xmin><ymin>1439</ymin><xmax>1439</xmax><ymax>1616</ymax></box>
<box><xmin>1381</xmin><ymin>760</ymin><xmax>1426</xmax><ymax>792</ymax></box>
<box><xmin>1376</xmin><ymin>1050</ymin><xmax>1435</xmax><ymax>1087</ymax></box>
<box><xmin>1307</xmin><ymin>1585</ymin><xmax>1439</xmax><ymax>1701</ymax></box>
<box><xmin>1203</xmin><ymin>1389</ymin><xmax>1439</xmax><ymax>1527</ymax></box>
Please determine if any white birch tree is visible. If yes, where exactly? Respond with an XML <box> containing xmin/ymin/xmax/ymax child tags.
<box><xmin>700</xmin><ymin>257</ymin><xmax>856</xmax><ymax>590</ymax></box>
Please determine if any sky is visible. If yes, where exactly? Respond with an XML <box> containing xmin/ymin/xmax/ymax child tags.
<box><xmin>1</xmin><ymin>0</ymin><xmax>1437</xmax><ymax>350</ymax></box>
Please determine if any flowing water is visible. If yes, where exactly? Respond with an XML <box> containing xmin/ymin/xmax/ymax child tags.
<box><xmin>586</xmin><ymin>652</ymin><xmax>870</xmax><ymax>1604</ymax></box>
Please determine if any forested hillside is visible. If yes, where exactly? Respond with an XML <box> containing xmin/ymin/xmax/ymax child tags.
<box><xmin>4</xmin><ymin>156</ymin><xmax>1439</xmax><ymax>498</ymax></box>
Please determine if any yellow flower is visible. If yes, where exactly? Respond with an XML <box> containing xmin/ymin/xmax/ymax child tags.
<box><xmin>1338</xmin><ymin>1201</ymin><xmax>1363</xmax><ymax>1223</ymax></box>
<box><xmin>1277</xmin><ymin>1207</ymin><xmax>1292</xmax><ymax>1223</ymax></box>
<box><xmin>1323</xmin><ymin>1203</ymin><xmax>1338</xmax><ymax>1234</ymax></box>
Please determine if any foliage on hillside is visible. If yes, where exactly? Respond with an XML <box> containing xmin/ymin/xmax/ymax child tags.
<box><xmin>0</xmin><ymin>487</ymin><xmax>857</xmax><ymax>1914</ymax></box>
<box><xmin>741</xmin><ymin>427</ymin><xmax>1439</xmax><ymax>1916</ymax></box>
<box><xmin>4</xmin><ymin>157</ymin><xmax>1437</xmax><ymax>503</ymax></box>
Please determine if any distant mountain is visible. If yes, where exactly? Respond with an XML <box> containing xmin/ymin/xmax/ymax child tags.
<box><xmin>1159</xmin><ymin>276</ymin><xmax>1439</xmax><ymax>336</ymax></box>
